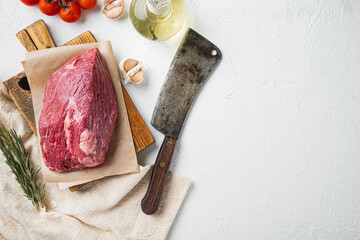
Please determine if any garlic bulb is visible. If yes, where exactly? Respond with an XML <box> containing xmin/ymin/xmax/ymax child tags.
<box><xmin>102</xmin><ymin>0</ymin><xmax>124</xmax><ymax>20</ymax></box>
<box><xmin>119</xmin><ymin>59</ymin><xmax>146</xmax><ymax>84</ymax></box>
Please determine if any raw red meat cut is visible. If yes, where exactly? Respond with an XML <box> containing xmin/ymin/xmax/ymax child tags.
<box><xmin>38</xmin><ymin>48</ymin><xmax>118</xmax><ymax>172</ymax></box>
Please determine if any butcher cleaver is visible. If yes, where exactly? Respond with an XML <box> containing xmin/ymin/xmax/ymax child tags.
<box><xmin>141</xmin><ymin>28</ymin><xmax>222</xmax><ymax>215</ymax></box>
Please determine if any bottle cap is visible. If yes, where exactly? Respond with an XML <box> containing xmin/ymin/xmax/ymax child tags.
<box><xmin>147</xmin><ymin>0</ymin><xmax>171</xmax><ymax>15</ymax></box>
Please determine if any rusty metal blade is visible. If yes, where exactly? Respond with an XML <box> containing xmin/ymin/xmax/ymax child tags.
<box><xmin>151</xmin><ymin>28</ymin><xmax>222</xmax><ymax>138</ymax></box>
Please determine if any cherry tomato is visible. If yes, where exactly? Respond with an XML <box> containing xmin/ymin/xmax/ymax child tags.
<box><xmin>39</xmin><ymin>0</ymin><xmax>59</xmax><ymax>16</ymax></box>
<box><xmin>20</xmin><ymin>0</ymin><xmax>39</xmax><ymax>6</ymax></box>
<box><xmin>60</xmin><ymin>1</ymin><xmax>81</xmax><ymax>23</ymax></box>
<box><xmin>77</xmin><ymin>0</ymin><xmax>97</xmax><ymax>10</ymax></box>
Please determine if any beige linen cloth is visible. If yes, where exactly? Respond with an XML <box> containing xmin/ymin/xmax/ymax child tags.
<box><xmin>0</xmin><ymin>83</ymin><xmax>191</xmax><ymax>240</ymax></box>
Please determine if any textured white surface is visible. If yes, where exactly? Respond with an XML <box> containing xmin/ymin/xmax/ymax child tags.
<box><xmin>1</xmin><ymin>0</ymin><xmax>360</xmax><ymax>239</ymax></box>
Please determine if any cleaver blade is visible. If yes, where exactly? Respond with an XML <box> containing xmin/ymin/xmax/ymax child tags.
<box><xmin>141</xmin><ymin>28</ymin><xmax>222</xmax><ymax>215</ymax></box>
<box><xmin>151</xmin><ymin>28</ymin><xmax>222</xmax><ymax>138</ymax></box>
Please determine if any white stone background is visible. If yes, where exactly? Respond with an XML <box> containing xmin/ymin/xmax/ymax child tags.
<box><xmin>1</xmin><ymin>0</ymin><xmax>360</xmax><ymax>239</ymax></box>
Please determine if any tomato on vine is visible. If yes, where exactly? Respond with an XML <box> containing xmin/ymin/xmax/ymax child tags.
<box><xmin>77</xmin><ymin>0</ymin><xmax>97</xmax><ymax>10</ymax></box>
<box><xmin>20</xmin><ymin>0</ymin><xmax>39</xmax><ymax>6</ymax></box>
<box><xmin>59</xmin><ymin>0</ymin><xmax>82</xmax><ymax>23</ymax></box>
<box><xmin>39</xmin><ymin>0</ymin><xmax>60</xmax><ymax>16</ymax></box>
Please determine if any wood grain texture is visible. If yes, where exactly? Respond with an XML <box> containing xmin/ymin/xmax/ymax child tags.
<box><xmin>16</xmin><ymin>30</ymin><xmax>37</xmax><ymax>52</ymax></box>
<box><xmin>3</xmin><ymin>22</ymin><xmax>45</xmax><ymax>135</ymax></box>
<box><xmin>7</xmin><ymin>28</ymin><xmax>154</xmax><ymax>152</ymax></box>
<box><xmin>25</xmin><ymin>20</ymin><xmax>56</xmax><ymax>49</ymax></box>
<box><xmin>141</xmin><ymin>136</ymin><xmax>176</xmax><ymax>215</ymax></box>
<box><xmin>3</xmin><ymin>20</ymin><xmax>55</xmax><ymax>137</ymax></box>
<box><xmin>3</xmin><ymin>71</ymin><xmax>37</xmax><ymax>135</ymax></box>
<box><xmin>7</xmin><ymin>23</ymin><xmax>155</xmax><ymax>151</ymax></box>
<box><xmin>3</xmin><ymin>20</ymin><xmax>154</xmax><ymax>191</ymax></box>
<box><xmin>63</xmin><ymin>31</ymin><xmax>97</xmax><ymax>46</ymax></box>
<box><xmin>121</xmin><ymin>86</ymin><xmax>155</xmax><ymax>152</ymax></box>
<box><xmin>68</xmin><ymin>183</ymin><xmax>87</xmax><ymax>192</ymax></box>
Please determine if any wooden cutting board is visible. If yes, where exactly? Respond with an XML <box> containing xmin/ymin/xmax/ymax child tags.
<box><xmin>3</xmin><ymin>20</ymin><xmax>154</xmax><ymax>191</ymax></box>
<box><xmin>4</xmin><ymin>20</ymin><xmax>154</xmax><ymax>153</ymax></box>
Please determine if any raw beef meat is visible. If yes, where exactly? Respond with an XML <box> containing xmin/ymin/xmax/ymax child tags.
<box><xmin>38</xmin><ymin>48</ymin><xmax>118</xmax><ymax>172</ymax></box>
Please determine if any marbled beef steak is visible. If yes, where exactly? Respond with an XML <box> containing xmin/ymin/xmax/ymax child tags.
<box><xmin>39</xmin><ymin>48</ymin><xmax>118</xmax><ymax>172</ymax></box>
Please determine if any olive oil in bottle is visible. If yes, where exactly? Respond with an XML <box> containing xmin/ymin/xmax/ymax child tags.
<box><xmin>130</xmin><ymin>0</ymin><xmax>186</xmax><ymax>41</ymax></box>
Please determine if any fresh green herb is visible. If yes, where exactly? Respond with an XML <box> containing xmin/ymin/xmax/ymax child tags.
<box><xmin>0</xmin><ymin>124</ymin><xmax>45</xmax><ymax>210</ymax></box>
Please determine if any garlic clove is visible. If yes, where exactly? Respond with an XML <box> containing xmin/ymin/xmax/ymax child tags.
<box><xmin>130</xmin><ymin>70</ymin><xmax>145</xmax><ymax>83</ymax></box>
<box><xmin>107</xmin><ymin>0</ymin><xmax>123</xmax><ymax>8</ymax></box>
<box><xmin>123</xmin><ymin>59</ymin><xmax>138</xmax><ymax>72</ymax></box>
<box><xmin>103</xmin><ymin>0</ymin><xmax>124</xmax><ymax>20</ymax></box>
<box><xmin>106</xmin><ymin>7</ymin><xmax>123</xmax><ymax>19</ymax></box>
<box><xmin>119</xmin><ymin>58</ymin><xmax>146</xmax><ymax>84</ymax></box>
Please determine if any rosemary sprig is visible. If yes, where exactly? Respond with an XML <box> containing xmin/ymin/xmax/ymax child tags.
<box><xmin>0</xmin><ymin>124</ymin><xmax>45</xmax><ymax>210</ymax></box>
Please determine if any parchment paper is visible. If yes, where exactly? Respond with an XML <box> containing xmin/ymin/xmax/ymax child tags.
<box><xmin>25</xmin><ymin>41</ymin><xmax>139</xmax><ymax>185</ymax></box>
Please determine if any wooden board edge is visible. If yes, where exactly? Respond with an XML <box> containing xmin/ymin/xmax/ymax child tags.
<box><xmin>121</xmin><ymin>86</ymin><xmax>155</xmax><ymax>152</ymax></box>
<box><xmin>26</xmin><ymin>19</ymin><xmax>56</xmax><ymax>49</ymax></box>
<box><xmin>16</xmin><ymin>29</ymin><xmax>38</xmax><ymax>52</ymax></box>
<box><xmin>6</xmin><ymin>23</ymin><xmax>155</xmax><ymax>192</ymax></box>
<box><xmin>63</xmin><ymin>31</ymin><xmax>96</xmax><ymax>46</ymax></box>
<box><xmin>3</xmin><ymin>72</ymin><xmax>37</xmax><ymax>135</ymax></box>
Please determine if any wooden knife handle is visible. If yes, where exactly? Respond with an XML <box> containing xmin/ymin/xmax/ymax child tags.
<box><xmin>141</xmin><ymin>136</ymin><xmax>176</xmax><ymax>215</ymax></box>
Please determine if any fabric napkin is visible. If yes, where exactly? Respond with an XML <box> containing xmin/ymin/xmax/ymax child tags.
<box><xmin>0</xmin><ymin>83</ymin><xmax>191</xmax><ymax>240</ymax></box>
